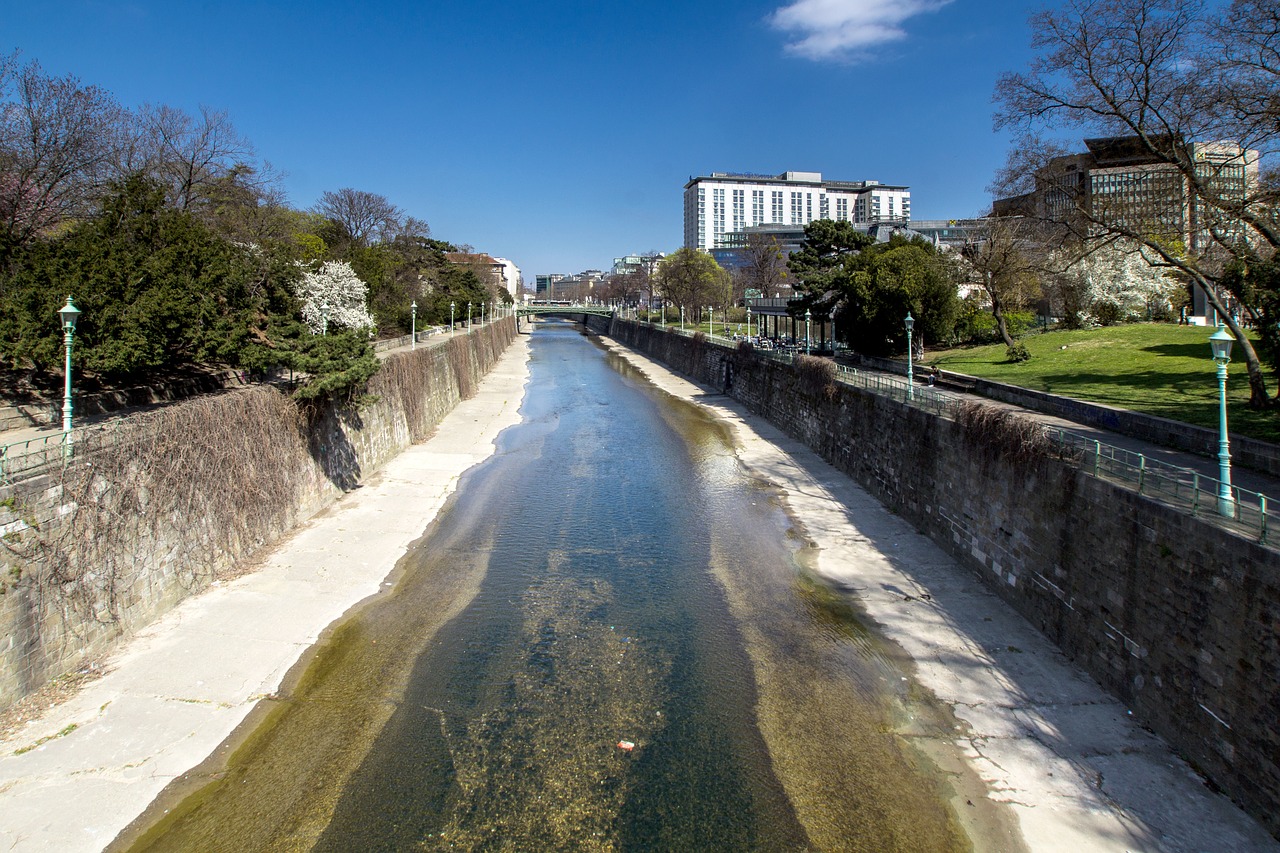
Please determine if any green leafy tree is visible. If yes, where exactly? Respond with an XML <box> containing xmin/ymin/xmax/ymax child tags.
<box><xmin>0</xmin><ymin>175</ymin><xmax>380</xmax><ymax>401</ymax></box>
<box><xmin>789</xmin><ymin>221</ymin><xmax>959</xmax><ymax>356</ymax></box>
<box><xmin>654</xmin><ymin>248</ymin><xmax>730</xmax><ymax>319</ymax></box>
<box><xmin>0</xmin><ymin>176</ymin><xmax>269</xmax><ymax>376</ymax></box>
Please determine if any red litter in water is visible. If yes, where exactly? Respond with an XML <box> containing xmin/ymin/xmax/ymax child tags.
<box><xmin>617</xmin><ymin>740</ymin><xmax>635</xmax><ymax>751</ymax></box>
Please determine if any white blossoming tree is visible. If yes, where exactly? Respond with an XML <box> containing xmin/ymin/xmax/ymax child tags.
<box><xmin>1072</xmin><ymin>241</ymin><xmax>1184</xmax><ymax>326</ymax></box>
<box><xmin>295</xmin><ymin>260</ymin><xmax>376</xmax><ymax>335</ymax></box>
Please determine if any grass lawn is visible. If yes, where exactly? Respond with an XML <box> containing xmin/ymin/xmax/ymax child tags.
<box><xmin>925</xmin><ymin>323</ymin><xmax>1280</xmax><ymax>445</ymax></box>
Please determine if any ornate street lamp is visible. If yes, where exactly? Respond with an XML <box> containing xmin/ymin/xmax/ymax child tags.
<box><xmin>451</xmin><ymin>301</ymin><xmax>456</xmax><ymax>334</ymax></box>
<box><xmin>467</xmin><ymin>301</ymin><xmax>472</xmax><ymax>330</ymax></box>
<box><xmin>320</xmin><ymin>302</ymin><xmax>331</xmax><ymax>336</ymax></box>
<box><xmin>905</xmin><ymin>312</ymin><xmax>915</xmax><ymax>401</ymax></box>
<box><xmin>411</xmin><ymin>300</ymin><xmax>417</xmax><ymax>350</ymax></box>
<box><xmin>1210</xmin><ymin>325</ymin><xmax>1235</xmax><ymax>517</ymax></box>
<box><xmin>747</xmin><ymin>305</ymin><xmax>753</xmax><ymax>339</ymax></box>
<box><xmin>58</xmin><ymin>296</ymin><xmax>80</xmax><ymax>457</ymax></box>
<box><xmin>805</xmin><ymin>308</ymin><xmax>812</xmax><ymax>355</ymax></box>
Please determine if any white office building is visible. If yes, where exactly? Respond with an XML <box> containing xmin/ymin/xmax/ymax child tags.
<box><xmin>491</xmin><ymin>257</ymin><xmax>522</xmax><ymax>300</ymax></box>
<box><xmin>683</xmin><ymin>171</ymin><xmax>911</xmax><ymax>251</ymax></box>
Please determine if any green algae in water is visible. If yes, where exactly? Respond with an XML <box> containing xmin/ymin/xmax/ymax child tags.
<box><xmin>120</xmin><ymin>323</ymin><xmax>983</xmax><ymax>852</ymax></box>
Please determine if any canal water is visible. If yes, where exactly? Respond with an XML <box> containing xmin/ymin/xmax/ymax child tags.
<box><xmin>125</xmin><ymin>321</ymin><xmax>972</xmax><ymax>852</ymax></box>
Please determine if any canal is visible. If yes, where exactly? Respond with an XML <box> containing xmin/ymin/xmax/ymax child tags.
<box><xmin>125</xmin><ymin>321</ymin><xmax>975</xmax><ymax>851</ymax></box>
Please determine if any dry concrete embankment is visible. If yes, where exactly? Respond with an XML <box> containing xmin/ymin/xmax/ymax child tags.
<box><xmin>0</xmin><ymin>320</ymin><xmax>516</xmax><ymax>712</ymax></box>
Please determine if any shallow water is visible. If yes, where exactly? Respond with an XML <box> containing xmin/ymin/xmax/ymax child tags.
<box><xmin>125</xmin><ymin>322</ymin><xmax>968</xmax><ymax>852</ymax></box>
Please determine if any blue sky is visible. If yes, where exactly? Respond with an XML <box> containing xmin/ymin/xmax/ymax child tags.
<box><xmin>6</xmin><ymin>0</ymin><xmax>1043</xmax><ymax>280</ymax></box>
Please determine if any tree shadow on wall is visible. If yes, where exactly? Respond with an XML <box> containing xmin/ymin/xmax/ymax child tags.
<box><xmin>306</xmin><ymin>404</ymin><xmax>364</xmax><ymax>491</ymax></box>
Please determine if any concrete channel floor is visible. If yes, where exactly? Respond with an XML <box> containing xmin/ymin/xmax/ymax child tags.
<box><xmin>0</xmin><ymin>331</ymin><xmax>1277</xmax><ymax>851</ymax></box>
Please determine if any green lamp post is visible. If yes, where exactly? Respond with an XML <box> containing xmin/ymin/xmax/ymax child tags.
<box><xmin>1210</xmin><ymin>325</ymin><xmax>1235</xmax><ymax>517</ymax></box>
<box><xmin>905</xmin><ymin>312</ymin><xmax>915</xmax><ymax>402</ymax></box>
<box><xmin>58</xmin><ymin>296</ymin><xmax>81</xmax><ymax>457</ymax></box>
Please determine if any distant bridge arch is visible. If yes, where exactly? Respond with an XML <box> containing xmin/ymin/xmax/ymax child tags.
<box><xmin>515</xmin><ymin>303</ymin><xmax>615</xmax><ymax>329</ymax></box>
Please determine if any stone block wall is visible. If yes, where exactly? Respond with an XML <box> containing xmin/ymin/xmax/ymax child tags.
<box><xmin>595</xmin><ymin>317</ymin><xmax>1280</xmax><ymax>836</ymax></box>
<box><xmin>0</xmin><ymin>321</ymin><xmax>516</xmax><ymax>710</ymax></box>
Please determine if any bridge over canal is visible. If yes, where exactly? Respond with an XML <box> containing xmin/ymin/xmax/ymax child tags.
<box><xmin>515</xmin><ymin>302</ymin><xmax>616</xmax><ymax>330</ymax></box>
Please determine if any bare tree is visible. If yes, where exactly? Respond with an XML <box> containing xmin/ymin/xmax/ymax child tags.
<box><xmin>961</xmin><ymin>217</ymin><xmax>1043</xmax><ymax>351</ymax></box>
<box><xmin>0</xmin><ymin>58</ymin><xmax>126</xmax><ymax>249</ymax></box>
<box><xmin>394</xmin><ymin>215</ymin><xmax>431</xmax><ymax>240</ymax></box>
<box><xmin>733</xmin><ymin>231</ymin><xmax>790</xmax><ymax>301</ymax></box>
<box><xmin>135</xmin><ymin>104</ymin><xmax>258</xmax><ymax>213</ymax></box>
<box><xmin>993</xmin><ymin>0</ymin><xmax>1280</xmax><ymax>405</ymax></box>
<box><xmin>313</xmin><ymin>187</ymin><xmax>404</xmax><ymax>247</ymax></box>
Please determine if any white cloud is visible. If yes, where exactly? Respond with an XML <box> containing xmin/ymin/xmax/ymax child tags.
<box><xmin>769</xmin><ymin>0</ymin><xmax>952</xmax><ymax>61</ymax></box>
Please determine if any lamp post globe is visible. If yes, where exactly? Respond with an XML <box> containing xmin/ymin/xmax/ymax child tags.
<box><xmin>57</xmin><ymin>296</ymin><xmax>81</xmax><ymax>456</ymax></box>
<box><xmin>905</xmin><ymin>312</ymin><xmax>915</xmax><ymax>401</ymax></box>
<box><xmin>1210</xmin><ymin>325</ymin><xmax>1235</xmax><ymax>517</ymax></box>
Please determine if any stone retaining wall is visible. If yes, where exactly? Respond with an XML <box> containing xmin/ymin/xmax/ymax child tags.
<box><xmin>0</xmin><ymin>321</ymin><xmax>516</xmax><ymax>710</ymax></box>
<box><xmin>594</xmin><ymin>317</ymin><xmax>1280</xmax><ymax>837</ymax></box>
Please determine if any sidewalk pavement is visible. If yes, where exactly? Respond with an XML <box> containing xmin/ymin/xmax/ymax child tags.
<box><xmin>0</xmin><ymin>335</ymin><xmax>531</xmax><ymax>852</ymax></box>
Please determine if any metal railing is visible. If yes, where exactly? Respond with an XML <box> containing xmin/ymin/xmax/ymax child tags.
<box><xmin>1045</xmin><ymin>428</ymin><xmax>1271</xmax><ymax>545</ymax></box>
<box><xmin>372</xmin><ymin>325</ymin><xmax>448</xmax><ymax>354</ymax></box>
<box><xmin>0</xmin><ymin>431</ymin><xmax>69</xmax><ymax>486</ymax></box>
<box><xmin>643</xmin><ymin>321</ymin><xmax>1277</xmax><ymax>547</ymax></box>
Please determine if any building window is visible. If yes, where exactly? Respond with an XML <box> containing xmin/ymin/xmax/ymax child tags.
<box><xmin>753</xmin><ymin>190</ymin><xmax>765</xmax><ymax>225</ymax></box>
<box><xmin>772</xmin><ymin>191</ymin><xmax>784</xmax><ymax>223</ymax></box>
<box><xmin>713</xmin><ymin>188</ymin><xmax>726</xmax><ymax>246</ymax></box>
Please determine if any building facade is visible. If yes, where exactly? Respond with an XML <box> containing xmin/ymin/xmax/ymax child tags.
<box><xmin>535</xmin><ymin>274</ymin><xmax>565</xmax><ymax>298</ymax></box>
<box><xmin>683</xmin><ymin>171</ymin><xmax>910</xmax><ymax>251</ymax></box>
<box><xmin>490</xmin><ymin>257</ymin><xmax>522</xmax><ymax>300</ymax></box>
<box><xmin>993</xmin><ymin>136</ymin><xmax>1259</xmax><ymax>256</ymax></box>
<box><xmin>610</xmin><ymin>252</ymin><xmax>664</xmax><ymax>278</ymax></box>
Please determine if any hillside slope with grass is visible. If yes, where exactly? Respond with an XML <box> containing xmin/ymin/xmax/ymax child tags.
<box><xmin>927</xmin><ymin>324</ymin><xmax>1280</xmax><ymax>444</ymax></box>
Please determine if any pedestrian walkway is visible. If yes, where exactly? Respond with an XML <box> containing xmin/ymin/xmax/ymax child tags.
<box><xmin>920</xmin><ymin>378</ymin><xmax>1280</xmax><ymax>500</ymax></box>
